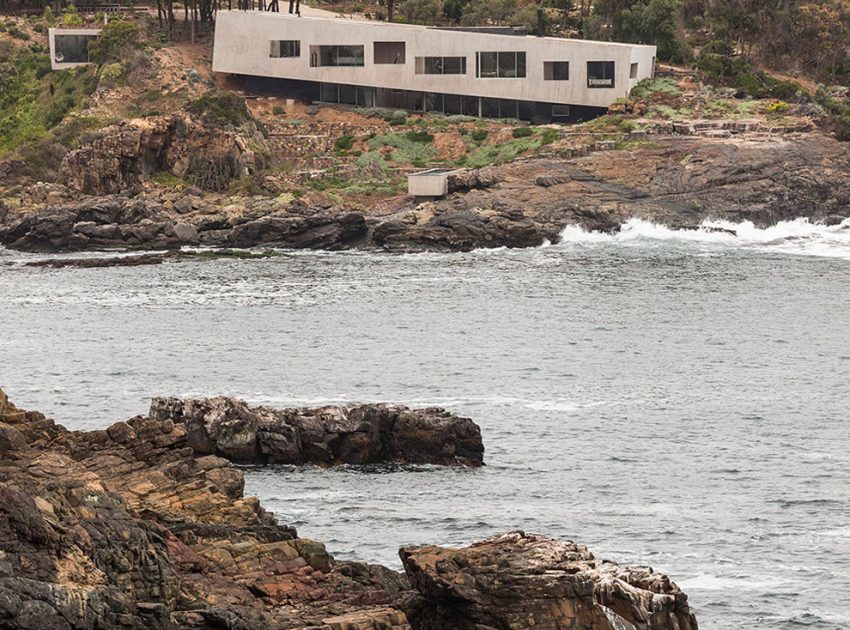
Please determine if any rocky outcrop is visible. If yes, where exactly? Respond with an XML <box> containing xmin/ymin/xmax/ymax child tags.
<box><xmin>0</xmin><ymin>389</ymin><xmax>697</xmax><ymax>629</ymax></box>
<box><xmin>401</xmin><ymin>531</ymin><xmax>698</xmax><ymax>630</ymax></box>
<box><xmin>2</xmin><ymin>133</ymin><xmax>848</xmax><ymax>253</ymax></box>
<box><xmin>148</xmin><ymin>396</ymin><xmax>484</xmax><ymax>467</ymax></box>
<box><xmin>59</xmin><ymin>114</ymin><xmax>268</xmax><ymax>195</ymax></box>
<box><xmin>0</xmin><ymin>197</ymin><xmax>368</xmax><ymax>252</ymax></box>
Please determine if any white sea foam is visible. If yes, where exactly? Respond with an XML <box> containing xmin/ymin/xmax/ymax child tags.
<box><xmin>558</xmin><ymin>217</ymin><xmax>850</xmax><ymax>260</ymax></box>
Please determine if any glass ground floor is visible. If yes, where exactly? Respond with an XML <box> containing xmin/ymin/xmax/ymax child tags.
<box><xmin>240</xmin><ymin>76</ymin><xmax>607</xmax><ymax>123</ymax></box>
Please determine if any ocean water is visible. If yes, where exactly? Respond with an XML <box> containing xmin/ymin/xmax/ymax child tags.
<box><xmin>2</xmin><ymin>218</ymin><xmax>849</xmax><ymax>629</ymax></box>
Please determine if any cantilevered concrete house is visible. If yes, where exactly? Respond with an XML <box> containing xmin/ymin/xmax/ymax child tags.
<box><xmin>212</xmin><ymin>11</ymin><xmax>656</xmax><ymax>122</ymax></box>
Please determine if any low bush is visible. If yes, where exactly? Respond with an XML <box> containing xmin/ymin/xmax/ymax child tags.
<box><xmin>185</xmin><ymin>91</ymin><xmax>251</xmax><ymax>128</ymax></box>
<box><xmin>405</xmin><ymin>129</ymin><xmax>433</xmax><ymax>143</ymax></box>
<box><xmin>271</xmin><ymin>104</ymin><xmax>284</xmax><ymax>115</ymax></box>
<box><xmin>61</xmin><ymin>5</ymin><xmax>84</xmax><ymax>26</ymax></box>
<box><xmin>88</xmin><ymin>19</ymin><xmax>139</xmax><ymax>65</ymax></box>
<box><xmin>334</xmin><ymin>134</ymin><xmax>355</xmax><ymax>150</ymax></box>
<box><xmin>511</xmin><ymin>126</ymin><xmax>533</xmax><ymax>138</ymax></box>
<box><xmin>470</xmin><ymin>128</ymin><xmax>488</xmax><ymax>142</ymax></box>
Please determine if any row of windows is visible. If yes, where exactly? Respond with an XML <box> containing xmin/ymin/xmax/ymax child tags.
<box><xmin>269</xmin><ymin>40</ymin><xmax>628</xmax><ymax>87</ymax></box>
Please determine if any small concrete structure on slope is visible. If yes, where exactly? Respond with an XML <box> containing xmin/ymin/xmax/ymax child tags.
<box><xmin>48</xmin><ymin>27</ymin><xmax>101</xmax><ymax>70</ymax></box>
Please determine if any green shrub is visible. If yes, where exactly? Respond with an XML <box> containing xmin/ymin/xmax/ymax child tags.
<box><xmin>98</xmin><ymin>62</ymin><xmax>124</xmax><ymax>87</ymax></box>
<box><xmin>185</xmin><ymin>91</ymin><xmax>251</xmax><ymax>128</ymax></box>
<box><xmin>405</xmin><ymin>129</ymin><xmax>433</xmax><ymax>143</ymax></box>
<box><xmin>815</xmin><ymin>87</ymin><xmax>850</xmax><ymax>141</ymax></box>
<box><xmin>61</xmin><ymin>5</ymin><xmax>84</xmax><ymax>26</ymax></box>
<box><xmin>367</xmin><ymin>131</ymin><xmax>436</xmax><ymax>164</ymax></box>
<box><xmin>470</xmin><ymin>128</ymin><xmax>488</xmax><ymax>142</ymax></box>
<box><xmin>537</xmin><ymin>127</ymin><xmax>558</xmax><ymax>144</ymax></box>
<box><xmin>88</xmin><ymin>19</ymin><xmax>138</xmax><ymax>64</ymax></box>
<box><xmin>334</xmin><ymin>134</ymin><xmax>355</xmax><ymax>150</ymax></box>
<box><xmin>0</xmin><ymin>22</ymin><xmax>6</xmax><ymax>33</ymax></box>
<box><xmin>511</xmin><ymin>126</ymin><xmax>533</xmax><ymax>138</ymax></box>
<box><xmin>8</xmin><ymin>25</ymin><xmax>30</xmax><ymax>40</ymax></box>
<box><xmin>383</xmin><ymin>109</ymin><xmax>407</xmax><ymax>125</ymax></box>
<box><xmin>271</xmin><ymin>104</ymin><xmax>284</xmax><ymax>115</ymax></box>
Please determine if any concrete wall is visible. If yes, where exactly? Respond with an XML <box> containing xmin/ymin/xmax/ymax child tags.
<box><xmin>49</xmin><ymin>28</ymin><xmax>101</xmax><ymax>70</ymax></box>
<box><xmin>212</xmin><ymin>11</ymin><xmax>656</xmax><ymax>109</ymax></box>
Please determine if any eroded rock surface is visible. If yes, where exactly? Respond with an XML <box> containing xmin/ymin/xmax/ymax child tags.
<box><xmin>2</xmin><ymin>133</ymin><xmax>847</xmax><ymax>253</ymax></box>
<box><xmin>149</xmin><ymin>396</ymin><xmax>485</xmax><ymax>467</ymax></box>
<box><xmin>401</xmin><ymin>531</ymin><xmax>698</xmax><ymax>630</ymax></box>
<box><xmin>0</xmin><ymin>389</ymin><xmax>697</xmax><ymax>629</ymax></box>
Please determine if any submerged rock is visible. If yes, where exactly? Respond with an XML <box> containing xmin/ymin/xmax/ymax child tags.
<box><xmin>148</xmin><ymin>396</ymin><xmax>485</xmax><ymax>467</ymax></box>
<box><xmin>0</xmin><ymin>389</ymin><xmax>697</xmax><ymax>629</ymax></box>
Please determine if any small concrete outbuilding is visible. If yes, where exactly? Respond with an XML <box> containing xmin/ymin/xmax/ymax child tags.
<box><xmin>407</xmin><ymin>168</ymin><xmax>464</xmax><ymax>201</ymax></box>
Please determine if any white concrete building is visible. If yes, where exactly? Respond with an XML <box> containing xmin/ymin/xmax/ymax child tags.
<box><xmin>49</xmin><ymin>28</ymin><xmax>101</xmax><ymax>70</ymax></box>
<box><xmin>212</xmin><ymin>11</ymin><xmax>656</xmax><ymax>122</ymax></box>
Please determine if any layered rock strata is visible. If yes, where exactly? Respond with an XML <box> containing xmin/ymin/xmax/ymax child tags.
<box><xmin>0</xmin><ymin>389</ymin><xmax>698</xmax><ymax>629</ymax></box>
<box><xmin>148</xmin><ymin>396</ymin><xmax>485</xmax><ymax>467</ymax></box>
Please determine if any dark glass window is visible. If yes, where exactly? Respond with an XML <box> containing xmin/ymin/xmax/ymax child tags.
<box><xmin>419</xmin><ymin>56</ymin><xmax>466</xmax><ymax>75</ymax></box>
<box><xmin>270</xmin><ymin>40</ymin><xmax>300</xmax><ymax>58</ymax></box>
<box><xmin>544</xmin><ymin>61</ymin><xmax>569</xmax><ymax>80</ymax></box>
<box><xmin>312</xmin><ymin>45</ymin><xmax>365</xmax><ymax>67</ymax></box>
<box><xmin>587</xmin><ymin>61</ymin><xmax>615</xmax><ymax>88</ymax></box>
<box><xmin>54</xmin><ymin>34</ymin><xmax>95</xmax><ymax>63</ymax></box>
<box><xmin>476</xmin><ymin>51</ymin><xmax>526</xmax><ymax>78</ymax></box>
<box><xmin>374</xmin><ymin>41</ymin><xmax>406</xmax><ymax>64</ymax></box>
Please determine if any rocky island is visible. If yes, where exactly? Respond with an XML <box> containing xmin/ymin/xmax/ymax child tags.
<box><xmin>0</xmin><ymin>388</ymin><xmax>697</xmax><ymax>629</ymax></box>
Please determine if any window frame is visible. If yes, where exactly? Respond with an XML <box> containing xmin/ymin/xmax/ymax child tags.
<box><xmin>416</xmin><ymin>56</ymin><xmax>467</xmax><ymax>75</ymax></box>
<box><xmin>544</xmin><ymin>61</ymin><xmax>569</xmax><ymax>81</ymax></box>
<box><xmin>270</xmin><ymin>40</ymin><xmax>300</xmax><ymax>58</ymax></box>
<box><xmin>587</xmin><ymin>60</ymin><xmax>615</xmax><ymax>88</ymax></box>
<box><xmin>476</xmin><ymin>51</ymin><xmax>526</xmax><ymax>78</ymax></box>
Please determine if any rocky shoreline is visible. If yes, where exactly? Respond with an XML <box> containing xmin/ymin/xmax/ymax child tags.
<box><xmin>2</xmin><ymin>133</ymin><xmax>848</xmax><ymax>254</ymax></box>
<box><xmin>0</xmin><ymin>388</ymin><xmax>698</xmax><ymax>629</ymax></box>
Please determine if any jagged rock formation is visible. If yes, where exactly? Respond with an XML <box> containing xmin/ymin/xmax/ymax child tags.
<box><xmin>148</xmin><ymin>396</ymin><xmax>485</xmax><ymax>467</ymax></box>
<box><xmin>1</xmin><ymin>133</ymin><xmax>848</xmax><ymax>253</ymax></box>
<box><xmin>0</xmin><ymin>196</ymin><xmax>367</xmax><ymax>252</ymax></box>
<box><xmin>0</xmin><ymin>389</ymin><xmax>697</xmax><ymax>629</ymax></box>
<box><xmin>401</xmin><ymin>531</ymin><xmax>698</xmax><ymax>630</ymax></box>
<box><xmin>59</xmin><ymin>114</ymin><xmax>268</xmax><ymax>195</ymax></box>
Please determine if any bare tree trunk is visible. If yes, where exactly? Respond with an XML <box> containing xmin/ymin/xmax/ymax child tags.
<box><xmin>387</xmin><ymin>0</ymin><xmax>394</xmax><ymax>21</ymax></box>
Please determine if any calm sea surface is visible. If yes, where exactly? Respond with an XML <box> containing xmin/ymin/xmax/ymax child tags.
<box><xmin>2</xmin><ymin>220</ymin><xmax>849</xmax><ymax>629</ymax></box>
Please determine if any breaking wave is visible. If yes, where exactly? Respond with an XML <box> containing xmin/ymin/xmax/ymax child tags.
<box><xmin>558</xmin><ymin>217</ymin><xmax>850</xmax><ymax>260</ymax></box>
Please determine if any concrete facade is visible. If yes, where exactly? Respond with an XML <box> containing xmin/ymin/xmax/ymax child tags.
<box><xmin>49</xmin><ymin>28</ymin><xmax>101</xmax><ymax>70</ymax></box>
<box><xmin>212</xmin><ymin>11</ymin><xmax>656</xmax><ymax>120</ymax></box>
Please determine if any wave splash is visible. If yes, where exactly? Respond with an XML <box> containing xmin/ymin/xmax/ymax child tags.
<box><xmin>558</xmin><ymin>217</ymin><xmax>850</xmax><ymax>260</ymax></box>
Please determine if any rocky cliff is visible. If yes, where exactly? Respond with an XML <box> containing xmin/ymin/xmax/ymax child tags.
<box><xmin>1</xmin><ymin>133</ymin><xmax>848</xmax><ymax>253</ymax></box>
<box><xmin>0</xmin><ymin>388</ymin><xmax>698</xmax><ymax>629</ymax></box>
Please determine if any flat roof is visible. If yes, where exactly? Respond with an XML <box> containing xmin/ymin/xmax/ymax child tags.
<box><xmin>218</xmin><ymin>10</ymin><xmax>657</xmax><ymax>50</ymax></box>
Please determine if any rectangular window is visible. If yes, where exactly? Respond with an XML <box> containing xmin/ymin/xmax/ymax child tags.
<box><xmin>587</xmin><ymin>61</ymin><xmax>615</xmax><ymax>88</ymax></box>
<box><xmin>311</xmin><ymin>45</ymin><xmax>365</xmax><ymax>67</ymax></box>
<box><xmin>374</xmin><ymin>41</ymin><xmax>405</xmax><ymax>64</ymax></box>
<box><xmin>270</xmin><ymin>40</ymin><xmax>300</xmax><ymax>58</ymax></box>
<box><xmin>552</xmin><ymin>104</ymin><xmax>571</xmax><ymax>118</ymax></box>
<box><xmin>54</xmin><ymin>34</ymin><xmax>96</xmax><ymax>63</ymax></box>
<box><xmin>630</xmin><ymin>62</ymin><xmax>638</xmax><ymax>78</ymax></box>
<box><xmin>476</xmin><ymin>51</ymin><xmax>526</xmax><ymax>78</ymax></box>
<box><xmin>544</xmin><ymin>61</ymin><xmax>569</xmax><ymax>81</ymax></box>
<box><xmin>416</xmin><ymin>56</ymin><xmax>467</xmax><ymax>75</ymax></box>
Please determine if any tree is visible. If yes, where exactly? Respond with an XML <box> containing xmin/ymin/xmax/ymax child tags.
<box><xmin>615</xmin><ymin>0</ymin><xmax>691</xmax><ymax>62</ymax></box>
<box><xmin>400</xmin><ymin>0</ymin><xmax>442</xmax><ymax>23</ymax></box>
